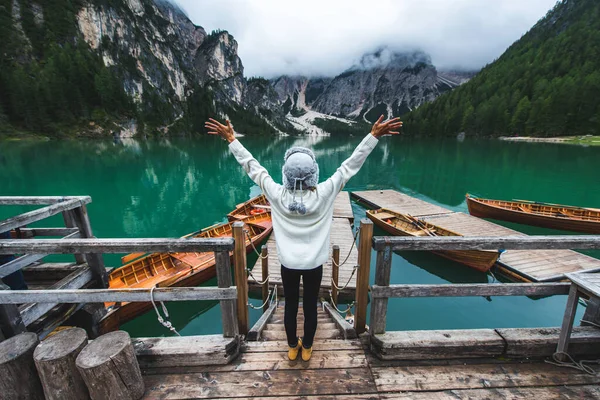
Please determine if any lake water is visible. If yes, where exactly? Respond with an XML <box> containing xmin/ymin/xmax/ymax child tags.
<box><xmin>1</xmin><ymin>134</ymin><xmax>599</xmax><ymax>337</ymax></box>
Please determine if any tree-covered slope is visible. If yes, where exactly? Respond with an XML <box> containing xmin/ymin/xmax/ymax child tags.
<box><xmin>402</xmin><ymin>0</ymin><xmax>600</xmax><ymax>137</ymax></box>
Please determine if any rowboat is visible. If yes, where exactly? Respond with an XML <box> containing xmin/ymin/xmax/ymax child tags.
<box><xmin>99</xmin><ymin>197</ymin><xmax>272</xmax><ymax>333</ymax></box>
<box><xmin>366</xmin><ymin>208</ymin><xmax>499</xmax><ymax>272</ymax></box>
<box><xmin>466</xmin><ymin>194</ymin><xmax>600</xmax><ymax>234</ymax></box>
<box><xmin>227</xmin><ymin>194</ymin><xmax>270</xmax><ymax>221</ymax></box>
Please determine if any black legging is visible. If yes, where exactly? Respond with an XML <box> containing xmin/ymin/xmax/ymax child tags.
<box><xmin>281</xmin><ymin>265</ymin><xmax>323</xmax><ymax>348</ymax></box>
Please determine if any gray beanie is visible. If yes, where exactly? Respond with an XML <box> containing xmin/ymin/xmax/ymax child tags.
<box><xmin>282</xmin><ymin>147</ymin><xmax>319</xmax><ymax>214</ymax></box>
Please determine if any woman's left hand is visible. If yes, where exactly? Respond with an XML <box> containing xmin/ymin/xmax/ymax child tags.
<box><xmin>205</xmin><ymin>118</ymin><xmax>236</xmax><ymax>143</ymax></box>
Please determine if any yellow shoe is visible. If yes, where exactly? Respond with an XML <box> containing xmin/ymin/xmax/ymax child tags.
<box><xmin>301</xmin><ymin>345</ymin><xmax>313</xmax><ymax>361</ymax></box>
<box><xmin>288</xmin><ymin>338</ymin><xmax>302</xmax><ymax>361</ymax></box>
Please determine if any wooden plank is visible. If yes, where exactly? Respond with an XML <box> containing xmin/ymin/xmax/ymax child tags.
<box><xmin>0</xmin><ymin>196</ymin><xmax>90</xmax><ymax>205</ymax></box>
<box><xmin>355</xmin><ymin>219</ymin><xmax>373</xmax><ymax>335</ymax></box>
<box><xmin>370</xmin><ymin>282</ymin><xmax>570</xmax><ymax>298</ymax></box>
<box><xmin>567</xmin><ymin>272</ymin><xmax>600</xmax><ymax>297</ymax></box>
<box><xmin>215</xmin><ymin>250</ymin><xmax>238</xmax><ymax>338</ymax></box>
<box><xmin>261</xmin><ymin>329</ymin><xmax>342</xmax><ymax>340</ymax></box>
<box><xmin>370</xmin><ymin>245</ymin><xmax>392</xmax><ymax>335</ymax></box>
<box><xmin>20</xmin><ymin>266</ymin><xmax>94</xmax><ymax>326</ymax></box>
<box><xmin>264</xmin><ymin>322</ymin><xmax>338</xmax><ymax>331</ymax></box>
<box><xmin>0</xmin><ymin>237</ymin><xmax>235</xmax><ymax>254</ymax></box>
<box><xmin>242</xmin><ymin>339</ymin><xmax>362</xmax><ymax>353</ymax></box>
<box><xmin>12</xmin><ymin>228</ymin><xmax>79</xmax><ymax>238</ymax></box>
<box><xmin>22</xmin><ymin>262</ymin><xmax>87</xmax><ymax>283</ymax></box>
<box><xmin>0</xmin><ymin>286</ymin><xmax>237</xmax><ymax>304</ymax></box>
<box><xmin>247</xmin><ymin>302</ymin><xmax>277</xmax><ymax>341</ymax></box>
<box><xmin>351</xmin><ymin>190</ymin><xmax>451</xmax><ymax>216</ymax></box>
<box><xmin>143</xmin><ymin>368</ymin><xmax>377</xmax><ymax>398</ymax></box>
<box><xmin>133</xmin><ymin>335</ymin><xmax>239</xmax><ymax>368</ymax></box>
<box><xmin>261</xmin><ymin>245</ymin><xmax>269</xmax><ymax>313</ymax></box>
<box><xmin>497</xmin><ymin>326</ymin><xmax>600</xmax><ymax>358</ymax></box>
<box><xmin>323</xmin><ymin>301</ymin><xmax>356</xmax><ymax>339</ymax></box>
<box><xmin>372</xmin><ymin>362</ymin><xmax>600</xmax><ymax>392</ymax></box>
<box><xmin>371</xmin><ymin>329</ymin><xmax>505</xmax><ymax>360</ymax></box>
<box><xmin>380</xmin><ymin>385</ymin><xmax>600</xmax><ymax>399</ymax></box>
<box><xmin>333</xmin><ymin>191</ymin><xmax>354</xmax><ymax>221</ymax></box>
<box><xmin>233</xmin><ymin>222</ymin><xmax>249</xmax><ymax>335</ymax></box>
<box><xmin>0</xmin><ymin>198</ymin><xmax>87</xmax><ymax>234</ymax></box>
<box><xmin>556</xmin><ymin>283</ymin><xmax>580</xmax><ymax>358</ymax></box>
<box><xmin>372</xmin><ymin>235</ymin><xmax>600</xmax><ymax>251</ymax></box>
<box><xmin>0</xmin><ymin>283</ymin><xmax>26</xmax><ymax>337</ymax></box>
<box><xmin>331</xmin><ymin>245</ymin><xmax>340</xmax><ymax>306</ymax></box>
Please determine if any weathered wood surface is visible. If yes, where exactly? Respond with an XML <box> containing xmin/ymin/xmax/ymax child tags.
<box><xmin>323</xmin><ymin>301</ymin><xmax>357</xmax><ymax>339</ymax></box>
<box><xmin>261</xmin><ymin>245</ymin><xmax>269</xmax><ymax>313</ymax></box>
<box><xmin>370</xmin><ymin>245</ymin><xmax>392</xmax><ymax>335</ymax></box>
<box><xmin>355</xmin><ymin>219</ymin><xmax>373</xmax><ymax>335</ymax></box>
<box><xmin>0</xmin><ymin>332</ymin><xmax>44</xmax><ymax>400</ymax></box>
<box><xmin>215</xmin><ymin>250</ymin><xmax>238</xmax><ymax>337</ymax></box>
<box><xmin>0</xmin><ymin>196</ymin><xmax>90</xmax><ymax>205</ymax></box>
<box><xmin>0</xmin><ymin>198</ymin><xmax>88</xmax><ymax>234</ymax></box>
<box><xmin>133</xmin><ymin>335</ymin><xmax>240</xmax><ymax>368</ymax></box>
<box><xmin>76</xmin><ymin>330</ymin><xmax>144</xmax><ymax>400</ymax></box>
<box><xmin>249</xmin><ymin>217</ymin><xmax>358</xmax><ymax>300</ymax></box>
<box><xmin>583</xmin><ymin>296</ymin><xmax>600</xmax><ymax>327</ymax></box>
<box><xmin>331</xmin><ymin>245</ymin><xmax>340</xmax><ymax>305</ymax></box>
<box><xmin>33</xmin><ymin>327</ymin><xmax>89</xmax><ymax>400</ymax></box>
<box><xmin>247</xmin><ymin>301</ymin><xmax>277</xmax><ymax>341</ymax></box>
<box><xmin>351</xmin><ymin>190</ymin><xmax>451</xmax><ymax>217</ymax></box>
<box><xmin>22</xmin><ymin>262</ymin><xmax>84</xmax><ymax>282</ymax></box>
<box><xmin>0</xmin><ymin>286</ymin><xmax>237</xmax><ymax>304</ymax></box>
<box><xmin>371</xmin><ymin>329</ymin><xmax>505</xmax><ymax>360</ymax></box>
<box><xmin>233</xmin><ymin>222</ymin><xmax>249</xmax><ymax>335</ymax></box>
<box><xmin>70</xmin><ymin>204</ymin><xmax>108</xmax><ymax>288</ymax></box>
<box><xmin>567</xmin><ymin>271</ymin><xmax>600</xmax><ymax>297</ymax></box>
<box><xmin>333</xmin><ymin>191</ymin><xmax>355</xmax><ymax>221</ymax></box>
<box><xmin>20</xmin><ymin>266</ymin><xmax>94</xmax><ymax>326</ymax></box>
<box><xmin>497</xmin><ymin>326</ymin><xmax>600</xmax><ymax>357</ymax></box>
<box><xmin>0</xmin><ymin>283</ymin><xmax>26</xmax><ymax>338</ymax></box>
<box><xmin>371</xmin><ymin>282</ymin><xmax>570</xmax><ymax>299</ymax></box>
<box><xmin>11</xmin><ymin>227</ymin><xmax>79</xmax><ymax>238</ymax></box>
<box><xmin>372</xmin><ymin>235</ymin><xmax>600</xmax><ymax>251</ymax></box>
<box><xmin>0</xmin><ymin>237</ymin><xmax>235</xmax><ymax>254</ymax></box>
<box><xmin>556</xmin><ymin>283</ymin><xmax>580</xmax><ymax>359</ymax></box>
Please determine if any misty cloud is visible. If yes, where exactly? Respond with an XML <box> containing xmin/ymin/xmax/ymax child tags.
<box><xmin>175</xmin><ymin>0</ymin><xmax>558</xmax><ymax>78</ymax></box>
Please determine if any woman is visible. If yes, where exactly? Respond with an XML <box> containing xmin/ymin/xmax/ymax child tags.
<box><xmin>205</xmin><ymin>115</ymin><xmax>402</xmax><ymax>361</ymax></box>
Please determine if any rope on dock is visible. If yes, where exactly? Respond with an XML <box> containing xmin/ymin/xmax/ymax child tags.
<box><xmin>545</xmin><ymin>352</ymin><xmax>599</xmax><ymax>375</ymax></box>
<box><xmin>247</xmin><ymin>269</ymin><xmax>270</xmax><ymax>285</ymax></box>
<box><xmin>333</xmin><ymin>229</ymin><xmax>359</xmax><ymax>268</ymax></box>
<box><xmin>331</xmin><ymin>264</ymin><xmax>358</xmax><ymax>291</ymax></box>
<box><xmin>245</xmin><ymin>230</ymin><xmax>268</xmax><ymax>260</ymax></box>
<box><xmin>150</xmin><ymin>286</ymin><xmax>181</xmax><ymax>336</ymax></box>
<box><xmin>328</xmin><ymin>290</ymin><xmax>355</xmax><ymax>314</ymax></box>
<box><xmin>248</xmin><ymin>285</ymin><xmax>278</xmax><ymax>310</ymax></box>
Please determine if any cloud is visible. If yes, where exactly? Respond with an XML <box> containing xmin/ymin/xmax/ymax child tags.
<box><xmin>174</xmin><ymin>0</ymin><xmax>558</xmax><ymax>78</ymax></box>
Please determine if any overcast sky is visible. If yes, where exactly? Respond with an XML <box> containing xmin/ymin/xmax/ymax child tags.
<box><xmin>175</xmin><ymin>0</ymin><xmax>558</xmax><ymax>78</ymax></box>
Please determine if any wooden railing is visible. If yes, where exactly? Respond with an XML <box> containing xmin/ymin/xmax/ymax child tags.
<box><xmin>367</xmin><ymin>234</ymin><xmax>600</xmax><ymax>335</ymax></box>
<box><xmin>0</xmin><ymin>237</ymin><xmax>239</xmax><ymax>338</ymax></box>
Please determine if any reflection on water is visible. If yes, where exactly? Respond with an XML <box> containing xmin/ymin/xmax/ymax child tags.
<box><xmin>1</xmin><ymin>134</ymin><xmax>599</xmax><ymax>335</ymax></box>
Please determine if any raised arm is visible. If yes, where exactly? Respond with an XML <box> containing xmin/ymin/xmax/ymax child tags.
<box><xmin>205</xmin><ymin>118</ymin><xmax>281</xmax><ymax>197</ymax></box>
<box><xmin>320</xmin><ymin>115</ymin><xmax>402</xmax><ymax>195</ymax></box>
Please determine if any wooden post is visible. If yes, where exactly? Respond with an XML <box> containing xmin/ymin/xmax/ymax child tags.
<box><xmin>0</xmin><ymin>283</ymin><xmax>26</xmax><ymax>338</ymax></box>
<box><xmin>370</xmin><ymin>245</ymin><xmax>392</xmax><ymax>335</ymax></box>
<box><xmin>62</xmin><ymin>210</ymin><xmax>85</xmax><ymax>264</ymax></box>
<box><xmin>34</xmin><ymin>327</ymin><xmax>89</xmax><ymax>400</ymax></box>
<box><xmin>0</xmin><ymin>332</ymin><xmax>45</xmax><ymax>399</ymax></box>
<box><xmin>76</xmin><ymin>331</ymin><xmax>144</xmax><ymax>400</ymax></box>
<box><xmin>354</xmin><ymin>219</ymin><xmax>373</xmax><ymax>335</ymax></box>
<box><xmin>332</xmin><ymin>245</ymin><xmax>340</xmax><ymax>306</ymax></box>
<box><xmin>71</xmin><ymin>205</ymin><xmax>108</xmax><ymax>288</ymax></box>
<box><xmin>215</xmin><ymin>250</ymin><xmax>238</xmax><ymax>338</ymax></box>
<box><xmin>556</xmin><ymin>283</ymin><xmax>580</xmax><ymax>361</ymax></box>
<box><xmin>232</xmin><ymin>221</ymin><xmax>249</xmax><ymax>335</ymax></box>
<box><xmin>261</xmin><ymin>245</ymin><xmax>269</xmax><ymax>314</ymax></box>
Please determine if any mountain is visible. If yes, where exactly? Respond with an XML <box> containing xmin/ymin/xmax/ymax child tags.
<box><xmin>268</xmin><ymin>49</ymin><xmax>474</xmax><ymax>124</ymax></box>
<box><xmin>402</xmin><ymin>0</ymin><xmax>600</xmax><ymax>137</ymax></box>
<box><xmin>0</xmin><ymin>0</ymin><xmax>295</xmax><ymax>137</ymax></box>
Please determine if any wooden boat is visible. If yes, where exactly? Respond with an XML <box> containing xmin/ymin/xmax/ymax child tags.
<box><xmin>227</xmin><ymin>194</ymin><xmax>270</xmax><ymax>221</ymax></box>
<box><xmin>99</xmin><ymin>198</ymin><xmax>272</xmax><ymax>333</ymax></box>
<box><xmin>466</xmin><ymin>194</ymin><xmax>600</xmax><ymax>234</ymax></box>
<box><xmin>366</xmin><ymin>208</ymin><xmax>499</xmax><ymax>272</ymax></box>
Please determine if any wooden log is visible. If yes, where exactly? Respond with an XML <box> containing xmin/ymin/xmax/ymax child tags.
<box><xmin>372</xmin><ymin>235</ymin><xmax>600</xmax><ymax>251</ymax></box>
<box><xmin>33</xmin><ymin>327</ymin><xmax>89</xmax><ymax>400</ymax></box>
<box><xmin>323</xmin><ymin>301</ymin><xmax>356</xmax><ymax>339</ymax></box>
<box><xmin>215</xmin><ymin>250</ymin><xmax>238</xmax><ymax>337</ymax></box>
<box><xmin>0</xmin><ymin>283</ymin><xmax>26</xmax><ymax>338</ymax></box>
<box><xmin>0</xmin><ymin>332</ymin><xmax>44</xmax><ymax>399</ymax></box>
<box><xmin>0</xmin><ymin>237</ymin><xmax>235</xmax><ymax>254</ymax></box>
<box><xmin>331</xmin><ymin>245</ymin><xmax>340</xmax><ymax>306</ymax></box>
<box><xmin>76</xmin><ymin>330</ymin><xmax>144</xmax><ymax>400</ymax></box>
<box><xmin>355</xmin><ymin>219</ymin><xmax>373</xmax><ymax>335</ymax></box>
<box><xmin>233</xmin><ymin>222</ymin><xmax>249</xmax><ymax>335</ymax></box>
<box><xmin>247</xmin><ymin>302</ymin><xmax>277</xmax><ymax>341</ymax></box>
<box><xmin>497</xmin><ymin>326</ymin><xmax>600</xmax><ymax>358</ymax></box>
<box><xmin>0</xmin><ymin>286</ymin><xmax>237</xmax><ymax>304</ymax></box>
<box><xmin>0</xmin><ymin>198</ymin><xmax>87</xmax><ymax>235</ymax></box>
<box><xmin>370</xmin><ymin>245</ymin><xmax>392</xmax><ymax>335</ymax></box>
<box><xmin>0</xmin><ymin>196</ymin><xmax>91</xmax><ymax>206</ymax></box>
<box><xmin>370</xmin><ymin>282</ymin><xmax>571</xmax><ymax>298</ymax></box>
<box><xmin>261</xmin><ymin>245</ymin><xmax>269</xmax><ymax>314</ymax></box>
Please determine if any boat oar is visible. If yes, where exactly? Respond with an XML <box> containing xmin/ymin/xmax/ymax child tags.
<box><xmin>405</xmin><ymin>214</ymin><xmax>437</xmax><ymax>237</ymax></box>
<box><xmin>512</xmin><ymin>199</ymin><xmax>600</xmax><ymax>213</ymax></box>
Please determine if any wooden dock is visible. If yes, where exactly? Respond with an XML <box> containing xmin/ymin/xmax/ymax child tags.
<box><xmin>248</xmin><ymin>192</ymin><xmax>358</xmax><ymax>300</ymax></box>
<box><xmin>351</xmin><ymin>190</ymin><xmax>600</xmax><ymax>282</ymax></box>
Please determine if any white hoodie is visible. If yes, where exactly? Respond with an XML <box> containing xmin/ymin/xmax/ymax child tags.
<box><xmin>229</xmin><ymin>133</ymin><xmax>379</xmax><ymax>270</ymax></box>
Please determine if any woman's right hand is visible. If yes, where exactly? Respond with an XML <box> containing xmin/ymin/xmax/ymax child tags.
<box><xmin>205</xmin><ymin>118</ymin><xmax>236</xmax><ymax>143</ymax></box>
<box><xmin>370</xmin><ymin>115</ymin><xmax>403</xmax><ymax>138</ymax></box>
